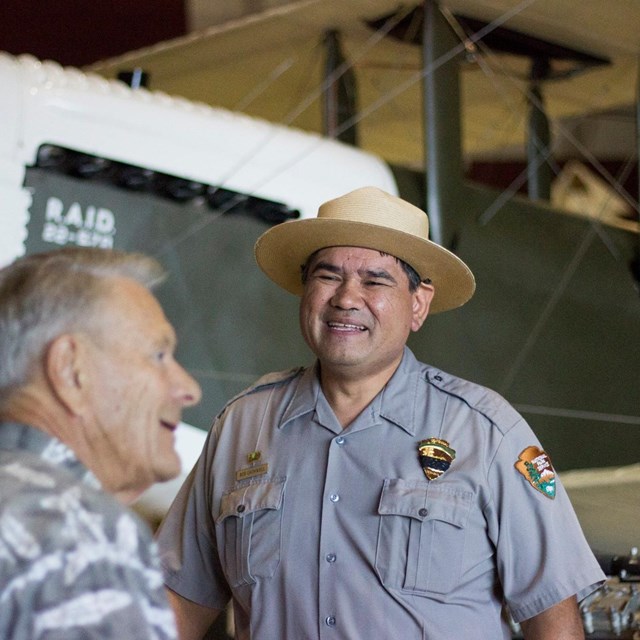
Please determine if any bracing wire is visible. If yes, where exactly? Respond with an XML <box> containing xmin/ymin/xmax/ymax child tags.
<box><xmin>152</xmin><ymin>1</ymin><xmax>638</xmax><ymax>419</ymax></box>
<box><xmin>464</xmin><ymin>39</ymin><xmax>638</xmax><ymax>393</ymax></box>
<box><xmin>498</xmin><ymin>224</ymin><xmax>597</xmax><ymax>395</ymax></box>
<box><xmin>459</xmin><ymin>32</ymin><xmax>639</xmax><ymax>222</ymax></box>
<box><xmin>153</xmin><ymin>5</ymin><xmax>416</xmax><ymax>255</ymax></box>
<box><xmin>155</xmin><ymin>0</ymin><xmax>638</xmax><ymax>408</ymax></box>
<box><xmin>156</xmin><ymin>0</ymin><xmax>544</xmax><ymax>254</ymax></box>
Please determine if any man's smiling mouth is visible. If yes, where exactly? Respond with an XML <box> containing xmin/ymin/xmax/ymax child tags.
<box><xmin>327</xmin><ymin>322</ymin><xmax>366</xmax><ymax>331</ymax></box>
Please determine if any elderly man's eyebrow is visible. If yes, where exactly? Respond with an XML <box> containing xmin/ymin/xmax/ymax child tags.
<box><xmin>152</xmin><ymin>328</ymin><xmax>177</xmax><ymax>352</ymax></box>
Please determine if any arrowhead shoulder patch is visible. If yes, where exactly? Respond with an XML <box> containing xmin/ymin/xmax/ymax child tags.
<box><xmin>515</xmin><ymin>446</ymin><xmax>556</xmax><ymax>499</ymax></box>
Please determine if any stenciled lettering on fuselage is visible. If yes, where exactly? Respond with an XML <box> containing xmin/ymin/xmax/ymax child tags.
<box><xmin>42</xmin><ymin>196</ymin><xmax>116</xmax><ymax>248</ymax></box>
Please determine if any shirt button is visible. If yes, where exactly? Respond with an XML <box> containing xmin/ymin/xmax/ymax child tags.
<box><xmin>335</xmin><ymin>436</ymin><xmax>346</xmax><ymax>445</ymax></box>
<box><xmin>418</xmin><ymin>507</ymin><xmax>428</xmax><ymax>517</ymax></box>
<box><xmin>237</xmin><ymin>504</ymin><xmax>246</xmax><ymax>513</ymax></box>
<box><xmin>325</xmin><ymin>616</ymin><xmax>336</xmax><ymax>627</ymax></box>
<box><xmin>326</xmin><ymin>553</ymin><xmax>337</xmax><ymax>563</ymax></box>
<box><xmin>329</xmin><ymin>493</ymin><xmax>340</xmax><ymax>503</ymax></box>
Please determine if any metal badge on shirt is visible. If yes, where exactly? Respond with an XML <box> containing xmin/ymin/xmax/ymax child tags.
<box><xmin>236</xmin><ymin>450</ymin><xmax>269</xmax><ymax>481</ymax></box>
<box><xmin>515</xmin><ymin>446</ymin><xmax>556</xmax><ymax>499</ymax></box>
<box><xmin>417</xmin><ymin>438</ymin><xmax>456</xmax><ymax>480</ymax></box>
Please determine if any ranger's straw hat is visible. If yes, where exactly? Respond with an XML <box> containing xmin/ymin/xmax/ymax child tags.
<box><xmin>254</xmin><ymin>186</ymin><xmax>475</xmax><ymax>313</ymax></box>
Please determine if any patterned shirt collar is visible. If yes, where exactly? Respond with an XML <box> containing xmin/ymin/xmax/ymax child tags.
<box><xmin>0</xmin><ymin>421</ymin><xmax>102</xmax><ymax>490</ymax></box>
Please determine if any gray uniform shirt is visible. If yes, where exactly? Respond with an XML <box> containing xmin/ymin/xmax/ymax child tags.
<box><xmin>0</xmin><ymin>422</ymin><xmax>178</xmax><ymax>639</ymax></box>
<box><xmin>159</xmin><ymin>348</ymin><xmax>604</xmax><ymax>639</ymax></box>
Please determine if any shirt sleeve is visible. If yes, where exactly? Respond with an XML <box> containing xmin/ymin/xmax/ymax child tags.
<box><xmin>156</xmin><ymin>421</ymin><xmax>231</xmax><ymax>610</ymax></box>
<box><xmin>484</xmin><ymin>419</ymin><xmax>605</xmax><ymax>622</ymax></box>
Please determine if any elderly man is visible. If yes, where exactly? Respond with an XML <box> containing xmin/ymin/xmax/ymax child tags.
<box><xmin>158</xmin><ymin>187</ymin><xmax>604</xmax><ymax>639</ymax></box>
<box><xmin>0</xmin><ymin>247</ymin><xmax>201</xmax><ymax>638</ymax></box>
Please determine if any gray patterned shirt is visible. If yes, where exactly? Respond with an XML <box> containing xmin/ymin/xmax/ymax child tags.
<box><xmin>0</xmin><ymin>422</ymin><xmax>178</xmax><ymax>639</ymax></box>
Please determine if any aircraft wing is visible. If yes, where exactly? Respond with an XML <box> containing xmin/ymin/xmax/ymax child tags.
<box><xmin>86</xmin><ymin>0</ymin><xmax>640</xmax><ymax>168</ymax></box>
<box><xmin>562</xmin><ymin>463</ymin><xmax>640</xmax><ymax>556</ymax></box>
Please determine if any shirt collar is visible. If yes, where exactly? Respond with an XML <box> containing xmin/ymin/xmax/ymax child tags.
<box><xmin>278</xmin><ymin>347</ymin><xmax>423</xmax><ymax>436</ymax></box>
<box><xmin>279</xmin><ymin>363</ymin><xmax>321</xmax><ymax>429</ymax></box>
<box><xmin>0</xmin><ymin>422</ymin><xmax>102</xmax><ymax>489</ymax></box>
<box><xmin>377</xmin><ymin>347</ymin><xmax>423</xmax><ymax>436</ymax></box>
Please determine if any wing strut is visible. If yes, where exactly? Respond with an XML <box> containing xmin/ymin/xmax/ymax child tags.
<box><xmin>322</xmin><ymin>29</ymin><xmax>358</xmax><ymax>146</ymax></box>
<box><xmin>422</xmin><ymin>0</ymin><xmax>463</xmax><ymax>248</ymax></box>
<box><xmin>527</xmin><ymin>58</ymin><xmax>552</xmax><ymax>201</ymax></box>
<box><xmin>634</xmin><ymin>60</ymin><xmax>640</xmax><ymax>286</ymax></box>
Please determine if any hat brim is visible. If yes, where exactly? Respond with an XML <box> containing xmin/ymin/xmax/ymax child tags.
<box><xmin>254</xmin><ymin>218</ymin><xmax>475</xmax><ymax>313</ymax></box>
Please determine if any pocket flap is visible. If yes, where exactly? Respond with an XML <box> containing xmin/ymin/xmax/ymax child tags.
<box><xmin>218</xmin><ymin>477</ymin><xmax>286</xmax><ymax>523</ymax></box>
<box><xmin>378</xmin><ymin>478</ymin><xmax>471</xmax><ymax>528</ymax></box>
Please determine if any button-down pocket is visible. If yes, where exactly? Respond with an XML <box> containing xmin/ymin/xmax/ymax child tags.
<box><xmin>375</xmin><ymin>478</ymin><xmax>472</xmax><ymax>595</ymax></box>
<box><xmin>218</xmin><ymin>477</ymin><xmax>286</xmax><ymax>587</ymax></box>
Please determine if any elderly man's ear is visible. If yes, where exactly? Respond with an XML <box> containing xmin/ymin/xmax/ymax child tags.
<box><xmin>45</xmin><ymin>334</ymin><xmax>90</xmax><ymax>415</ymax></box>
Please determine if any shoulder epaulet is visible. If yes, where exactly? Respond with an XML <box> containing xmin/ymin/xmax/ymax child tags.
<box><xmin>214</xmin><ymin>367</ymin><xmax>304</xmax><ymax>420</ymax></box>
<box><xmin>425</xmin><ymin>368</ymin><xmax>522</xmax><ymax>434</ymax></box>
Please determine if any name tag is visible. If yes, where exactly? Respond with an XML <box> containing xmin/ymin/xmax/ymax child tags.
<box><xmin>236</xmin><ymin>463</ymin><xmax>269</xmax><ymax>481</ymax></box>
